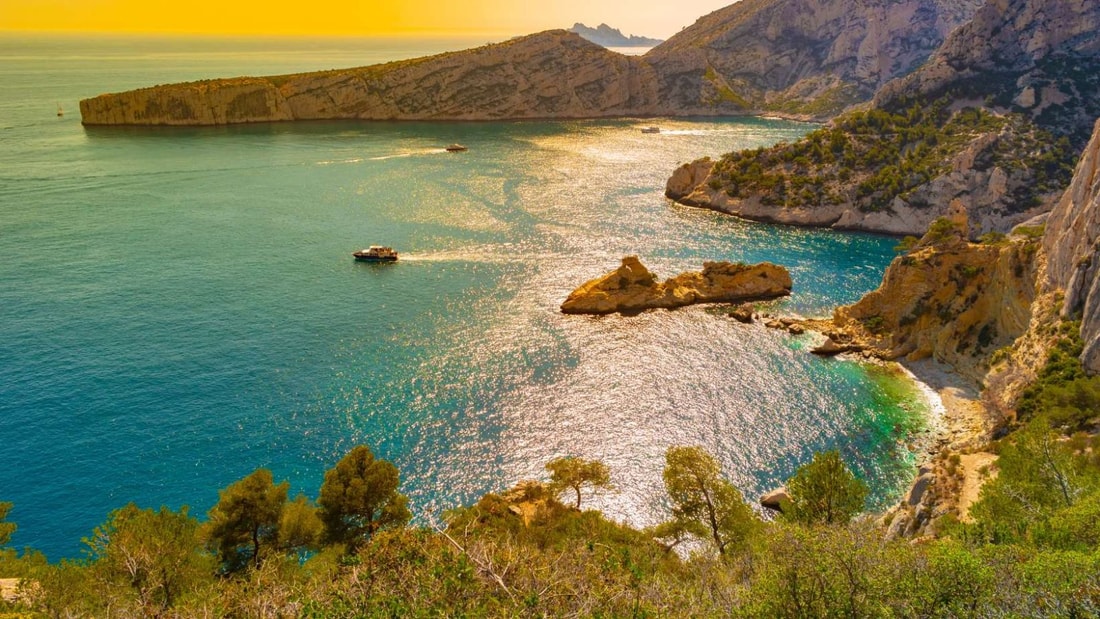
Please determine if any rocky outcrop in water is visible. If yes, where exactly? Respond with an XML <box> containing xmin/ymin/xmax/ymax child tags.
<box><xmin>569</xmin><ymin>23</ymin><xmax>663</xmax><ymax>48</ymax></box>
<box><xmin>560</xmin><ymin>256</ymin><xmax>791</xmax><ymax>315</ymax></box>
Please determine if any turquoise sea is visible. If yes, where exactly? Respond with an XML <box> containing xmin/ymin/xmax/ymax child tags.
<box><xmin>0</xmin><ymin>34</ymin><xmax>929</xmax><ymax>560</ymax></box>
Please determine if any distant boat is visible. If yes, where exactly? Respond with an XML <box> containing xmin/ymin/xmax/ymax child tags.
<box><xmin>445</xmin><ymin>144</ymin><xmax>468</xmax><ymax>152</ymax></box>
<box><xmin>56</xmin><ymin>103</ymin><xmax>63</xmax><ymax>117</ymax></box>
<box><xmin>353</xmin><ymin>246</ymin><xmax>398</xmax><ymax>262</ymax></box>
<box><xmin>640</xmin><ymin>126</ymin><xmax>660</xmax><ymax>134</ymax></box>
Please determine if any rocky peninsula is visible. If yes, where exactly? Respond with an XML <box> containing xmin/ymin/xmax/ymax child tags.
<box><xmin>560</xmin><ymin>256</ymin><xmax>791</xmax><ymax>315</ymax></box>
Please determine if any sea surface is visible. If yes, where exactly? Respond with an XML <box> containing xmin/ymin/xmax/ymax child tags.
<box><xmin>0</xmin><ymin>34</ymin><xmax>930</xmax><ymax>559</ymax></box>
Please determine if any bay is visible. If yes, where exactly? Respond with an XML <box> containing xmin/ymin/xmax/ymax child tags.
<box><xmin>0</xmin><ymin>34</ymin><xmax>927</xmax><ymax>559</ymax></box>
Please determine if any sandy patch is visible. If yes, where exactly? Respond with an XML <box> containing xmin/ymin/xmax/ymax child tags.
<box><xmin>957</xmin><ymin>452</ymin><xmax>998</xmax><ymax>522</ymax></box>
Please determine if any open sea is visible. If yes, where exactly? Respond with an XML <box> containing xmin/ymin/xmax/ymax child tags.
<box><xmin>0</xmin><ymin>34</ymin><xmax>930</xmax><ymax>560</ymax></box>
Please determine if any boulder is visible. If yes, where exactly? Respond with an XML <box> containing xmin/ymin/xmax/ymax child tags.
<box><xmin>759</xmin><ymin>487</ymin><xmax>791</xmax><ymax>512</ymax></box>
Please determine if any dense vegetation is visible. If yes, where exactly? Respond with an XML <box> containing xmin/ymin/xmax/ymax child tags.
<box><xmin>709</xmin><ymin>102</ymin><xmax>1075</xmax><ymax>214</ymax></box>
<box><xmin>2</xmin><ymin>379</ymin><xmax>1099</xmax><ymax>617</ymax></box>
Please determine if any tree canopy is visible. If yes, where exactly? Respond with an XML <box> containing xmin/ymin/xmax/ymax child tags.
<box><xmin>661</xmin><ymin>446</ymin><xmax>756</xmax><ymax>555</ymax></box>
<box><xmin>0</xmin><ymin>501</ymin><xmax>14</xmax><ymax>547</ymax></box>
<box><xmin>318</xmin><ymin>445</ymin><xmax>411</xmax><ymax>550</ymax></box>
<box><xmin>545</xmin><ymin>456</ymin><xmax>612</xmax><ymax>509</ymax></box>
<box><xmin>783</xmin><ymin>450</ymin><xmax>868</xmax><ymax>526</ymax></box>
<box><xmin>202</xmin><ymin>468</ymin><xmax>288</xmax><ymax>572</ymax></box>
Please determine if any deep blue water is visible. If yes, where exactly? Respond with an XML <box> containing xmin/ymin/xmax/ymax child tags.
<box><xmin>0</xmin><ymin>34</ymin><xmax>928</xmax><ymax>559</ymax></box>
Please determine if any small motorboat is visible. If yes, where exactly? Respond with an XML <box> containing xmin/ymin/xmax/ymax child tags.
<box><xmin>353</xmin><ymin>246</ymin><xmax>398</xmax><ymax>262</ymax></box>
<box><xmin>640</xmin><ymin>126</ymin><xmax>660</xmax><ymax>134</ymax></box>
<box><xmin>445</xmin><ymin>144</ymin><xmax>468</xmax><ymax>152</ymax></box>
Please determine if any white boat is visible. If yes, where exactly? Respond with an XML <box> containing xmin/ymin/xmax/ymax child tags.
<box><xmin>445</xmin><ymin>144</ymin><xmax>468</xmax><ymax>152</ymax></box>
<box><xmin>353</xmin><ymin>246</ymin><xmax>398</xmax><ymax>262</ymax></box>
<box><xmin>640</xmin><ymin>126</ymin><xmax>660</xmax><ymax>134</ymax></box>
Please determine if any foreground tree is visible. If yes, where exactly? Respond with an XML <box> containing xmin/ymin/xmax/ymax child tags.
<box><xmin>203</xmin><ymin>468</ymin><xmax>288</xmax><ymax>572</ymax></box>
<box><xmin>85</xmin><ymin>504</ymin><xmax>212</xmax><ymax>614</ymax></box>
<box><xmin>545</xmin><ymin>457</ymin><xmax>612</xmax><ymax>509</ymax></box>
<box><xmin>0</xmin><ymin>501</ymin><xmax>14</xmax><ymax>547</ymax></box>
<box><xmin>318</xmin><ymin>445</ymin><xmax>411</xmax><ymax>550</ymax></box>
<box><xmin>277</xmin><ymin>494</ymin><xmax>324</xmax><ymax>557</ymax></box>
<box><xmin>784</xmin><ymin>450</ymin><xmax>868</xmax><ymax>526</ymax></box>
<box><xmin>662</xmin><ymin>446</ymin><xmax>757</xmax><ymax>555</ymax></box>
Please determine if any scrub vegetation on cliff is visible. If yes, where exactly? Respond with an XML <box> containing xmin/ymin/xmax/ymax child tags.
<box><xmin>710</xmin><ymin>104</ymin><xmax>1074</xmax><ymax>215</ymax></box>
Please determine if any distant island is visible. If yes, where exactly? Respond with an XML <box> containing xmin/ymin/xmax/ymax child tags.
<box><xmin>568</xmin><ymin>22</ymin><xmax>663</xmax><ymax>47</ymax></box>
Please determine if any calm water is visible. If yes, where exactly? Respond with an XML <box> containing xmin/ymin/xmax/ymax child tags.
<box><xmin>0</xmin><ymin>34</ymin><xmax>928</xmax><ymax>559</ymax></box>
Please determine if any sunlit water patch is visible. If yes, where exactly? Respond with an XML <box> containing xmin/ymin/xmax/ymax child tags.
<box><xmin>0</xmin><ymin>35</ymin><xmax>926</xmax><ymax>559</ymax></box>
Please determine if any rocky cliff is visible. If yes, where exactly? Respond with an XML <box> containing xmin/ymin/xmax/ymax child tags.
<box><xmin>81</xmin><ymin>31</ymin><xmax>661</xmax><ymax>125</ymax></box>
<box><xmin>819</xmin><ymin>207</ymin><xmax>1039</xmax><ymax>382</ymax></box>
<box><xmin>560</xmin><ymin>256</ymin><xmax>791</xmax><ymax>315</ymax></box>
<box><xmin>645</xmin><ymin>0</ymin><xmax>981</xmax><ymax>118</ymax></box>
<box><xmin>82</xmin><ymin>0</ymin><xmax>980</xmax><ymax>126</ymax></box>
<box><xmin>668</xmin><ymin>0</ymin><xmax>1099</xmax><ymax>237</ymax></box>
<box><xmin>570</xmin><ymin>23</ymin><xmax>663</xmax><ymax>48</ymax></box>
<box><xmin>1043</xmin><ymin>118</ymin><xmax>1100</xmax><ymax>374</ymax></box>
<box><xmin>876</xmin><ymin>0</ymin><xmax>1100</xmax><ymax>137</ymax></box>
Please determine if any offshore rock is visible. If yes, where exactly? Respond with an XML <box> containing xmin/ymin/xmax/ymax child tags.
<box><xmin>560</xmin><ymin>256</ymin><xmax>791</xmax><ymax>315</ymax></box>
<box><xmin>760</xmin><ymin>487</ymin><xmax>791</xmax><ymax>512</ymax></box>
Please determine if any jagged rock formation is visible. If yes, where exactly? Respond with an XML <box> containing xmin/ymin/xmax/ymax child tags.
<box><xmin>645</xmin><ymin>0</ymin><xmax>981</xmax><ymax>118</ymax></box>
<box><xmin>668</xmin><ymin>0</ymin><xmax>1100</xmax><ymax>237</ymax></box>
<box><xmin>560</xmin><ymin>256</ymin><xmax>791</xmax><ymax>315</ymax></box>
<box><xmin>1043</xmin><ymin>119</ymin><xmax>1100</xmax><ymax>373</ymax></box>
<box><xmin>876</xmin><ymin>0</ymin><xmax>1100</xmax><ymax>137</ymax></box>
<box><xmin>822</xmin><ymin>207</ymin><xmax>1039</xmax><ymax>383</ymax></box>
<box><xmin>81</xmin><ymin>31</ymin><xmax>661</xmax><ymax>125</ymax></box>
<box><xmin>569</xmin><ymin>23</ymin><xmax>663</xmax><ymax>47</ymax></box>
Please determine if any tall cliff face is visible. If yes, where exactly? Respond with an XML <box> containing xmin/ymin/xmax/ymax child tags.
<box><xmin>1043</xmin><ymin>119</ymin><xmax>1100</xmax><ymax>374</ymax></box>
<box><xmin>829</xmin><ymin>217</ymin><xmax>1039</xmax><ymax>382</ymax></box>
<box><xmin>81</xmin><ymin>31</ymin><xmax>661</xmax><ymax>126</ymax></box>
<box><xmin>645</xmin><ymin>0</ymin><xmax>981</xmax><ymax>118</ymax></box>
<box><xmin>876</xmin><ymin>0</ymin><xmax>1100</xmax><ymax>138</ymax></box>
<box><xmin>668</xmin><ymin>0</ymin><xmax>1100</xmax><ymax>237</ymax></box>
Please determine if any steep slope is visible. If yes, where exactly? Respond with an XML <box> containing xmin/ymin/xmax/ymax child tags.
<box><xmin>81</xmin><ymin>31</ymin><xmax>660</xmax><ymax>126</ymax></box>
<box><xmin>668</xmin><ymin>0</ymin><xmax>1100</xmax><ymax>236</ymax></box>
<box><xmin>1042</xmin><ymin>119</ymin><xmax>1100</xmax><ymax>374</ymax></box>
<box><xmin>645</xmin><ymin>0</ymin><xmax>981</xmax><ymax>118</ymax></box>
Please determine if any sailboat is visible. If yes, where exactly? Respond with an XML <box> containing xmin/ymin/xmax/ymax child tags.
<box><xmin>56</xmin><ymin>103</ymin><xmax>64</xmax><ymax>117</ymax></box>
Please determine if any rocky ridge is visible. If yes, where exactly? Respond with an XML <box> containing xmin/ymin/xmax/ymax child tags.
<box><xmin>646</xmin><ymin>0</ymin><xmax>981</xmax><ymax>118</ymax></box>
<box><xmin>667</xmin><ymin>0</ymin><xmax>1100</xmax><ymax>238</ymax></box>
<box><xmin>81</xmin><ymin>31</ymin><xmax>661</xmax><ymax>125</ymax></box>
<box><xmin>569</xmin><ymin>23</ymin><xmax>663</xmax><ymax>48</ymax></box>
<box><xmin>560</xmin><ymin>256</ymin><xmax>791</xmax><ymax>315</ymax></box>
<box><xmin>81</xmin><ymin>0</ymin><xmax>979</xmax><ymax>126</ymax></box>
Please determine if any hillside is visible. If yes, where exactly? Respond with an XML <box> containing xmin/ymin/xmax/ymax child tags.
<box><xmin>667</xmin><ymin>0</ymin><xmax>1100</xmax><ymax>237</ymax></box>
<box><xmin>644</xmin><ymin>0</ymin><xmax>982</xmax><ymax>118</ymax></box>
<box><xmin>80</xmin><ymin>31</ymin><xmax>661</xmax><ymax>125</ymax></box>
<box><xmin>81</xmin><ymin>0</ymin><xmax>980</xmax><ymax>126</ymax></box>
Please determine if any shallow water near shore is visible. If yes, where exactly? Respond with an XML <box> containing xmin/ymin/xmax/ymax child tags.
<box><xmin>1</xmin><ymin>34</ymin><xmax>929</xmax><ymax>559</ymax></box>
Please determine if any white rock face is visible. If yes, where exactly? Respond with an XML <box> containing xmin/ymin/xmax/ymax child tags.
<box><xmin>1044</xmin><ymin>119</ymin><xmax>1100</xmax><ymax>374</ymax></box>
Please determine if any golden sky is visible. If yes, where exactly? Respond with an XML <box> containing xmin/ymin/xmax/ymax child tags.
<box><xmin>0</xmin><ymin>0</ymin><xmax>734</xmax><ymax>39</ymax></box>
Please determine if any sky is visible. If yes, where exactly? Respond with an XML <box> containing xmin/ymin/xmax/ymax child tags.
<box><xmin>0</xmin><ymin>0</ymin><xmax>736</xmax><ymax>39</ymax></box>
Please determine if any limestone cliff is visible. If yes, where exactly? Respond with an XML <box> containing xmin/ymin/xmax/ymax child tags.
<box><xmin>81</xmin><ymin>31</ymin><xmax>661</xmax><ymax>126</ymax></box>
<box><xmin>668</xmin><ymin>0</ymin><xmax>1100</xmax><ymax>237</ymax></box>
<box><xmin>825</xmin><ymin>213</ymin><xmax>1039</xmax><ymax>383</ymax></box>
<box><xmin>876</xmin><ymin>0</ymin><xmax>1100</xmax><ymax>137</ymax></box>
<box><xmin>560</xmin><ymin>257</ymin><xmax>791</xmax><ymax>315</ymax></box>
<box><xmin>645</xmin><ymin>0</ymin><xmax>981</xmax><ymax>119</ymax></box>
<box><xmin>82</xmin><ymin>0</ymin><xmax>980</xmax><ymax>126</ymax></box>
<box><xmin>1043</xmin><ymin>119</ymin><xmax>1100</xmax><ymax>374</ymax></box>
